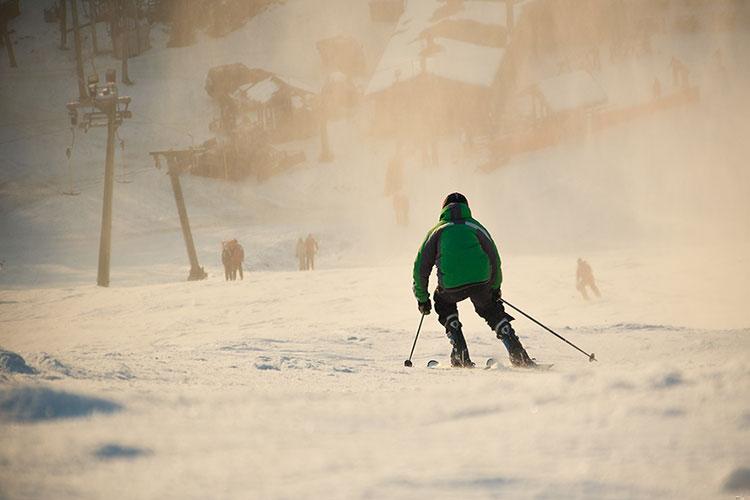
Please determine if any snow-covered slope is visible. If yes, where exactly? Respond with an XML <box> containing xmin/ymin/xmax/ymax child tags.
<box><xmin>1</xmin><ymin>2</ymin><xmax>749</xmax><ymax>499</ymax></box>
<box><xmin>1</xmin><ymin>252</ymin><xmax>749</xmax><ymax>499</ymax></box>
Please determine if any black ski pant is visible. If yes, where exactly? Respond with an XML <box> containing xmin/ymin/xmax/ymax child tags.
<box><xmin>433</xmin><ymin>282</ymin><xmax>507</xmax><ymax>332</ymax></box>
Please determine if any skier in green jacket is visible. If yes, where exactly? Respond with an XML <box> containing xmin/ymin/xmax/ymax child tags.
<box><xmin>412</xmin><ymin>193</ymin><xmax>535</xmax><ymax>368</ymax></box>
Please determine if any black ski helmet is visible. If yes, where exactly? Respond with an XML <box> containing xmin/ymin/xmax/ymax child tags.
<box><xmin>443</xmin><ymin>192</ymin><xmax>468</xmax><ymax>208</ymax></box>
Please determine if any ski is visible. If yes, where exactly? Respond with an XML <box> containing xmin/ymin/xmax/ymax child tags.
<box><xmin>427</xmin><ymin>359</ymin><xmax>479</xmax><ymax>369</ymax></box>
<box><xmin>425</xmin><ymin>358</ymin><xmax>501</xmax><ymax>370</ymax></box>
<box><xmin>487</xmin><ymin>357</ymin><xmax>554</xmax><ymax>371</ymax></box>
<box><xmin>426</xmin><ymin>358</ymin><xmax>553</xmax><ymax>370</ymax></box>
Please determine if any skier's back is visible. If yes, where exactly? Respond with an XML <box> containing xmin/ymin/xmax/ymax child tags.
<box><xmin>412</xmin><ymin>193</ymin><xmax>534</xmax><ymax>367</ymax></box>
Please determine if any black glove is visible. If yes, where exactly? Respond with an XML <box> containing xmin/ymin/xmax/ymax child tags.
<box><xmin>491</xmin><ymin>288</ymin><xmax>502</xmax><ymax>302</ymax></box>
<box><xmin>418</xmin><ymin>299</ymin><xmax>432</xmax><ymax>315</ymax></box>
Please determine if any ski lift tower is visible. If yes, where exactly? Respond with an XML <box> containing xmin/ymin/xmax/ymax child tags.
<box><xmin>66</xmin><ymin>69</ymin><xmax>132</xmax><ymax>287</ymax></box>
<box><xmin>149</xmin><ymin>147</ymin><xmax>208</xmax><ymax>282</ymax></box>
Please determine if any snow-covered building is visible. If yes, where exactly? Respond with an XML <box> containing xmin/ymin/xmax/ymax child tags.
<box><xmin>529</xmin><ymin>69</ymin><xmax>607</xmax><ymax>120</ymax></box>
<box><xmin>364</xmin><ymin>0</ymin><xmax>529</xmax><ymax>138</ymax></box>
<box><xmin>229</xmin><ymin>70</ymin><xmax>319</xmax><ymax>141</ymax></box>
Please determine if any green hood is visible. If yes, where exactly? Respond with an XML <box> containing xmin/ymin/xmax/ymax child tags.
<box><xmin>439</xmin><ymin>202</ymin><xmax>472</xmax><ymax>223</ymax></box>
<box><xmin>412</xmin><ymin>203</ymin><xmax>502</xmax><ymax>302</ymax></box>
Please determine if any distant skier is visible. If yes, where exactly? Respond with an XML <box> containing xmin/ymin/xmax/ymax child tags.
<box><xmin>670</xmin><ymin>56</ymin><xmax>681</xmax><ymax>87</ymax></box>
<box><xmin>305</xmin><ymin>234</ymin><xmax>319</xmax><ymax>270</ymax></box>
<box><xmin>384</xmin><ymin>151</ymin><xmax>404</xmax><ymax>196</ymax></box>
<box><xmin>412</xmin><ymin>193</ymin><xmax>535</xmax><ymax>368</ymax></box>
<box><xmin>670</xmin><ymin>56</ymin><xmax>689</xmax><ymax>89</ymax></box>
<box><xmin>393</xmin><ymin>191</ymin><xmax>409</xmax><ymax>226</ymax></box>
<box><xmin>652</xmin><ymin>77</ymin><xmax>661</xmax><ymax>101</ymax></box>
<box><xmin>295</xmin><ymin>237</ymin><xmax>307</xmax><ymax>270</ymax></box>
<box><xmin>576</xmin><ymin>258</ymin><xmax>600</xmax><ymax>300</ymax></box>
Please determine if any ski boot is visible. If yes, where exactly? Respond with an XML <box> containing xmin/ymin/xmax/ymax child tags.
<box><xmin>495</xmin><ymin>316</ymin><xmax>536</xmax><ymax>368</ymax></box>
<box><xmin>445</xmin><ymin>314</ymin><xmax>475</xmax><ymax>368</ymax></box>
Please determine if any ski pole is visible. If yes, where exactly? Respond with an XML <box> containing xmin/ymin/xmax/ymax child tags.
<box><xmin>501</xmin><ymin>299</ymin><xmax>597</xmax><ymax>362</ymax></box>
<box><xmin>404</xmin><ymin>313</ymin><xmax>425</xmax><ymax>367</ymax></box>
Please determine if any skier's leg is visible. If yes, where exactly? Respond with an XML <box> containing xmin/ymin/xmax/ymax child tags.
<box><xmin>470</xmin><ymin>285</ymin><xmax>534</xmax><ymax>367</ymax></box>
<box><xmin>590</xmin><ymin>281</ymin><xmax>601</xmax><ymax>297</ymax></box>
<box><xmin>434</xmin><ymin>289</ymin><xmax>474</xmax><ymax>367</ymax></box>
<box><xmin>239</xmin><ymin>265</ymin><xmax>243</xmax><ymax>280</ymax></box>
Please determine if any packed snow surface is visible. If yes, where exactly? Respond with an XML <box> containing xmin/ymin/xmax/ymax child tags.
<box><xmin>0</xmin><ymin>255</ymin><xmax>748</xmax><ymax>499</ymax></box>
<box><xmin>1</xmin><ymin>1</ymin><xmax>750</xmax><ymax>499</ymax></box>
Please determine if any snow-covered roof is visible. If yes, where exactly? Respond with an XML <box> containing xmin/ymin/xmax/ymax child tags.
<box><xmin>425</xmin><ymin>38</ymin><xmax>504</xmax><ymax>88</ymax></box>
<box><xmin>235</xmin><ymin>77</ymin><xmax>280</xmax><ymax>104</ymax></box>
<box><xmin>450</xmin><ymin>1</ymin><xmax>524</xmax><ymax>26</ymax></box>
<box><xmin>535</xmin><ymin>70</ymin><xmax>608</xmax><ymax>113</ymax></box>
<box><xmin>232</xmin><ymin>72</ymin><xmax>320</xmax><ymax>104</ymax></box>
<box><xmin>275</xmin><ymin>75</ymin><xmax>320</xmax><ymax>95</ymax></box>
<box><xmin>365</xmin><ymin>0</ymin><xmax>509</xmax><ymax>95</ymax></box>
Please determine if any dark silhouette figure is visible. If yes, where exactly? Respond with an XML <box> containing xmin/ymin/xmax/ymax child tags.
<box><xmin>222</xmin><ymin>239</ymin><xmax>245</xmax><ymax>280</ymax></box>
<box><xmin>295</xmin><ymin>237</ymin><xmax>306</xmax><ymax>270</ymax></box>
<box><xmin>576</xmin><ymin>258</ymin><xmax>600</xmax><ymax>300</ymax></box>
<box><xmin>670</xmin><ymin>56</ymin><xmax>690</xmax><ymax>89</ymax></box>
<box><xmin>384</xmin><ymin>151</ymin><xmax>404</xmax><ymax>196</ymax></box>
<box><xmin>304</xmin><ymin>234</ymin><xmax>319</xmax><ymax>270</ymax></box>
<box><xmin>393</xmin><ymin>192</ymin><xmax>409</xmax><ymax>226</ymax></box>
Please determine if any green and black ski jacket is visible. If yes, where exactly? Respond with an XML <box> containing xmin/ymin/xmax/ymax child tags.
<box><xmin>412</xmin><ymin>202</ymin><xmax>502</xmax><ymax>302</ymax></box>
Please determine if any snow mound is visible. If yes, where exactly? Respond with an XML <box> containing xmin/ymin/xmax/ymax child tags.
<box><xmin>94</xmin><ymin>443</ymin><xmax>152</xmax><ymax>461</ymax></box>
<box><xmin>0</xmin><ymin>349</ymin><xmax>37</xmax><ymax>375</ymax></box>
<box><xmin>0</xmin><ymin>386</ymin><xmax>122</xmax><ymax>422</ymax></box>
<box><xmin>31</xmin><ymin>353</ymin><xmax>135</xmax><ymax>381</ymax></box>
<box><xmin>723</xmin><ymin>467</ymin><xmax>750</xmax><ymax>492</ymax></box>
<box><xmin>33</xmin><ymin>352</ymin><xmax>82</xmax><ymax>379</ymax></box>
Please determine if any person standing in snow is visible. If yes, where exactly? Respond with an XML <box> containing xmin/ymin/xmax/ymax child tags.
<box><xmin>412</xmin><ymin>193</ymin><xmax>535</xmax><ymax>368</ymax></box>
<box><xmin>295</xmin><ymin>237</ymin><xmax>307</xmax><ymax>270</ymax></box>
<box><xmin>221</xmin><ymin>239</ymin><xmax>245</xmax><ymax>280</ymax></box>
<box><xmin>393</xmin><ymin>191</ymin><xmax>409</xmax><ymax>226</ymax></box>
<box><xmin>231</xmin><ymin>239</ymin><xmax>245</xmax><ymax>280</ymax></box>
<box><xmin>305</xmin><ymin>234</ymin><xmax>319</xmax><ymax>270</ymax></box>
<box><xmin>576</xmin><ymin>258</ymin><xmax>600</xmax><ymax>300</ymax></box>
<box><xmin>222</xmin><ymin>241</ymin><xmax>233</xmax><ymax>281</ymax></box>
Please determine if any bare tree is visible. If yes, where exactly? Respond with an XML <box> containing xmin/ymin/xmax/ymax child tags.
<box><xmin>70</xmin><ymin>0</ymin><xmax>88</xmax><ymax>100</ymax></box>
<box><xmin>0</xmin><ymin>0</ymin><xmax>19</xmax><ymax>67</ymax></box>
<box><xmin>110</xmin><ymin>0</ymin><xmax>133</xmax><ymax>85</ymax></box>
<box><xmin>88</xmin><ymin>0</ymin><xmax>100</xmax><ymax>54</ymax></box>
<box><xmin>59</xmin><ymin>0</ymin><xmax>67</xmax><ymax>49</ymax></box>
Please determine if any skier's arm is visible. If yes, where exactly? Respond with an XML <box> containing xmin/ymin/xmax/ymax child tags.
<box><xmin>412</xmin><ymin>228</ymin><xmax>440</xmax><ymax>302</ymax></box>
<box><xmin>473</xmin><ymin>224</ymin><xmax>502</xmax><ymax>291</ymax></box>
